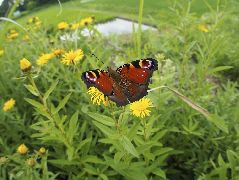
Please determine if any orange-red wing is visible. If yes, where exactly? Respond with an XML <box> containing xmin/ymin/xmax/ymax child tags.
<box><xmin>82</xmin><ymin>70</ymin><xmax>129</xmax><ymax>106</ymax></box>
<box><xmin>81</xmin><ymin>70</ymin><xmax>113</xmax><ymax>96</ymax></box>
<box><xmin>117</xmin><ymin>58</ymin><xmax>158</xmax><ymax>84</ymax></box>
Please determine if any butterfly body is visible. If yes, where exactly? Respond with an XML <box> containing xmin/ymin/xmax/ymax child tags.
<box><xmin>82</xmin><ymin>58</ymin><xmax>158</xmax><ymax>106</ymax></box>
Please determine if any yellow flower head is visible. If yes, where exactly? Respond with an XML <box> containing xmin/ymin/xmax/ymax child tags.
<box><xmin>70</xmin><ymin>23</ymin><xmax>80</xmax><ymax>30</ymax></box>
<box><xmin>36</xmin><ymin>53</ymin><xmax>54</xmax><ymax>66</ymax></box>
<box><xmin>35</xmin><ymin>21</ymin><xmax>42</xmax><ymax>27</ymax></box>
<box><xmin>23</xmin><ymin>35</ymin><xmax>30</xmax><ymax>42</ymax></box>
<box><xmin>52</xmin><ymin>48</ymin><xmax>65</xmax><ymax>56</ymax></box>
<box><xmin>80</xmin><ymin>16</ymin><xmax>94</xmax><ymax>26</ymax></box>
<box><xmin>0</xmin><ymin>49</ymin><xmax>4</xmax><ymax>57</ymax></box>
<box><xmin>58</xmin><ymin>21</ymin><xmax>69</xmax><ymax>30</ymax></box>
<box><xmin>130</xmin><ymin>98</ymin><xmax>153</xmax><ymax>118</ymax></box>
<box><xmin>27</xmin><ymin>17</ymin><xmax>42</xmax><ymax>30</ymax></box>
<box><xmin>3</xmin><ymin>98</ymin><xmax>15</xmax><ymax>112</ymax></box>
<box><xmin>198</xmin><ymin>24</ymin><xmax>209</xmax><ymax>33</ymax></box>
<box><xmin>9</xmin><ymin>29</ymin><xmax>17</xmax><ymax>34</ymax></box>
<box><xmin>28</xmin><ymin>16</ymin><xmax>40</xmax><ymax>24</ymax></box>
<box><xmin>39</xmin><ymin>147</ymin><xmax>46</xmax><ymax>155</ymax></box>
<box><xmin>61</xmin><ymin>49</ymin><xmax>84</xmax><ymax>65</ymax></box>
<box><xmin>87</xmin><ymin>87</ymin><xmax>109</xmax><ymax>106</ymax></box>
<box><xmin>26</xmin><ymin>158</ymin><xmax>36</xmax><ymax>167</ymax></box>
<box><xmin>28</xmin><ymin>17</ymin><xmax>33</xmax><ymax>24</ymax></box>
<box><xmin>17</xmin><ymin>144</ymin><xmax>28</xmax><ymax>155</ymax></box>
<box><xmin>20</xmin><ymin>58</ymin><xmax>32</xmax><ymax>72</ymax></box>
<box><xmin>7</xmin><ymin>30</ymin><xmax>19</xmax><ymax>40</ymax></box>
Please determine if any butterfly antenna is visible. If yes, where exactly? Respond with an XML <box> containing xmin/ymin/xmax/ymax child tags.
<box><xmin>91</xmin><ymin>53</ymin><xmax>104</xmax><ymax>65</ymax></box>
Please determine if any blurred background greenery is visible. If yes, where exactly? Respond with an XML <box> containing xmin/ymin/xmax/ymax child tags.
<box><xmin>0</xmin><ymin>0</ymin><xmax>239</xmax><ymax>179</ymax></box>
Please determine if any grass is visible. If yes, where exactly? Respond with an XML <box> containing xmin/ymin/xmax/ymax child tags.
<box><xmin>2</xmin><ymin>0</ymin><xmax>220</xmax><ymax>26</ymax></box>
<box><xmin>0</xmin><ymin>0</ymin><xmax>239</xmax><ymax>179</ymax></box>
<box><xmin>0</xmin><ymin>0</ymin><xmax>221</xmax><ymax>45</ymax></box>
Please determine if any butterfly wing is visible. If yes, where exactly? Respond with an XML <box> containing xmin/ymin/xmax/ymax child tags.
<box><xmin>117</xmin><ymin>58</ymin><xmax>158</xmax><ymax>102</ymax></box>
<box><xmin>117</xmin><ymin>58</ymin><xmax>158</xmax><ymax>84</ymax></box>
<box><xmin>82</xmin><ymin>70</ymin><xmax>113</xmax><ymax>95</ymax></box>
<box><xmin>82</xmin><ymin>70</ymin><xmax>129</xmax><ymax>106</ymax></box>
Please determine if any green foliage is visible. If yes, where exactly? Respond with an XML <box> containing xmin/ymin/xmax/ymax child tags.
<box><xmin>0</xmin><ymin>0</ymin><xmax>239</xmax><ymax>179</ymax></box>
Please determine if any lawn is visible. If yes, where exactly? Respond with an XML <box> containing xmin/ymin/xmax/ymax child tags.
<box><xmin>0</xmin><ymin>0</ymin><xmax>239</xmax><ymax>179</ymax></box>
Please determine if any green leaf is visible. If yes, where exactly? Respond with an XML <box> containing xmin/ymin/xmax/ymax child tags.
<box><xmin>218</xmin><ymin>154</ymin><xmax>225</xmax><ymax>166</ymax></box>
<box><xmin>128</xmin><ymin>121</ymin><xmax>140</xmax><ymax>139</ymax></box>
<box><xmin>227</xmin><ymin>150</ymin><xmax>237</xmax><ymax>178</ymax></box>
<box><xmin>66</xmin><ymin>147</ymin><xmax>75</xmax><ymax>161</ymax></box>
<box><xmin>81</xmin><ymin>155</ymin><xmax>104</xmax><ymax>164</ymax></box>
<box><xmin>88</xmin><ymin>112</ymin><xmax>115</xmax><ymax>126</ymax></box>
<box><xmin>25</xmin><ymin>98</ymin><xmax>45</xmax><ymax>109</ymax></box>
<box><xmin>53</xmin><ymin>93</ymin><xmax>71</xmax><ymax>114</ymax></box>
<box><xmin>43</xmin><ymin>80</ymin><xmax>58</xmax><ymax>102</ymax></box>
<box><xmin>207</xmin><ymin>114</ymin><xmax>228</xmax><ymax>133</ymax></box>
<box><xmin>67</xmin><ymin>111</ymin><xmax>79</xmax><ymax>143</ymax></box>
<box><xmin>76</xmin><ymin>138</ymin><xmax>91</xmax><ymax>152</ymax></box>
<box><xmin>84</xmin><ymin>164</ymin><xmax>98</xmax><ymax>175</ymax></box>
<box><xmin>99</xmin><ymin>174</ymin><xmax>108</xmax><ymax>180</ymax></box>
<box><xmin>152</xmin><ymin>169</ymin><xmax>166</xmax><ymax>179</ymax></box>
<box><xmin>154</xmin><ymin>147</ymin><xmax>174</xmax><ymax>157</ymax></box>
<box><xmin>120</xmin><ymin>136</ymin><xmax>139</xmax><ymax>158</ymax></box>
<box><xmin>48</xmin><ymin>159</ymin><xmax>80</xmax><ymax>165</ymax></box>
<box><xmin>24</xmin><ymin>84</ymin><xmax>39</xmax><ymax>96</ymax></box>
<box><xmin>92</xmin><ymin>121</ymin><xmax>115</xmax><ymax>137</ymax></box>
<box><xmin>209</xmin><ymin>66</ymin><xmax>233</xmax><ymax>74</ymax></box>
<box><xmin>152</xmin><ymin>129</ymin><xmax>168</xmax><ymax>141</ymax></box>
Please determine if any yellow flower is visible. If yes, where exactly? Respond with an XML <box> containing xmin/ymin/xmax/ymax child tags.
<box><xmin>3</xmin><ymin>98</ymin><xmax>15</xmax><ymax>112</ymax></box>
<box><xmin>17</xmin><ymin>144</ymin><xmax>28</xmax><ymax>155</ymax></box>
<box><xmin>130</xmin><ymin>98</ymin><xmax>153</xmax><ymax>118</ymax></box>
<box><xmin>39</xmin><ymin>147</ymin><xmax>46</xmax><ymax>155</ymax></box>
<box><xmin>20</xmin><ymin>58</ymin><xmax>32</xmax><ymax>72</ymax></box>
<box><xmin>23</xmin><ymin>35</ymin><xmax>30</xmax><ymax>42</ymax></box>
<box><xmin>52</xmin><ymin>48</ymin><xmax>65</xmax><ymax>56</ymax></box>
<box><xmin>80</xmin><ymin>16</ymin><xmax>94</xmax><ymax>26</ymax></box>
<box><xmin>35</xmin><ymin>21</ymin><xmax>42</xmax><ymax>27</ymax></box>
<box><xmin>70</xmin><ymin>23</ymin><xmax>80</xmax><ymax>30</ymax></box>
<box><xmin>58</xmin><ymin>21</ymin><xmax>69</xmax><ymax>30</ymax></box>
<box><xmin>28</xmin><ymin>17</ymin><xmax>33</xmax><ymax>24</ymax></box>
<box><xmin>87</xmin><ymin>87</ymin><xmax>109</xmax><ymax>106</ymax></box>
<box><xmin>0</xmin><ymin>49</ymin><xmax>4</xmax><ymax>57</ymax></box>
<box><xmin>36</xmin><ymin>53</ymin><xmax>54</xmax><ymax>66</ymax></box>
<box><xmin>28</xmin><ymin>16</ymin><xmax>40</xmax><ymax>24</ymax></box>
<box><xmin>198</xmin><ymin>24</ymin><xmax>209</xmax><ymax>33</ymax></box>
<box><xmin>61</xmin><ymin>49</ymin><xmax>84</xmax><ymax>65</ymax></box>
<box><xmin>10</xmin><ymin>29</ymin><xmax>17</xmax><ymax>34</ymax></box>
<box><xmin>7</xmin><ymin>31</ymin><xmax>19</xmax><ymax>40</ymax></box>
<box><xmin>26</xmin><ymin>158</ymin><xmax>36</xmax><ymax>167</ymax></box>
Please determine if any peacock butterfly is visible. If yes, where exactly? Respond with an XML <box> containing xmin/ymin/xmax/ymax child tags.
<box><xmin>82</xmin><ymin>58</ymin><xmax>158</xmax><ymax>106</ymax></box>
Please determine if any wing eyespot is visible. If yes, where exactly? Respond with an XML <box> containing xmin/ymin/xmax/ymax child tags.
<box><xmin>86</xmin><ymin>71</ymin><xmax>97</xmax><ymax>82</ymax></box>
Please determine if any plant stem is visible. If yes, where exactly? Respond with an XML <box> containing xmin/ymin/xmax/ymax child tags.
<box><xmin>148</xmin><ymin>85</ymin><xmax>210</xmax><ymax>118</ymax></box>
<box><xmin>27</xmin><ymin>74</ymin><xmax>71</xmax><ymax>149</ymax></box>
<box><xmin>142</xmin><ymin>118</ymin><xmax>147</xmax><ymax>141</ymax></box>
<box><xmin>137</xmin><ymin>0</ymin><xmax>144</xmax><ymax>58</ymax></box>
